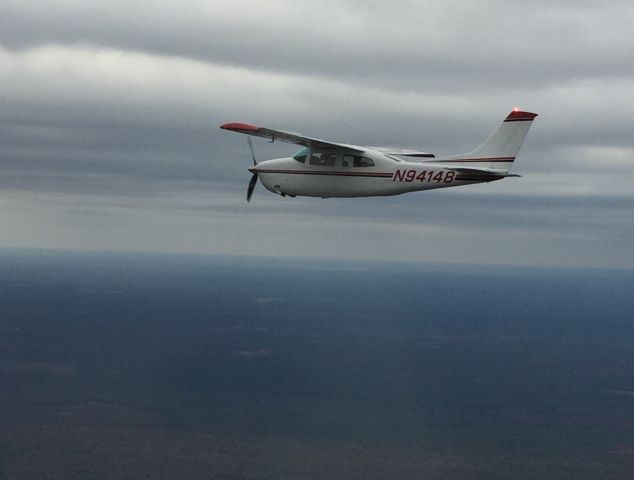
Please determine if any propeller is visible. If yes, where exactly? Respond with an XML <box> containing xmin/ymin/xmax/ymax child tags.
<box><xmin>246</xmin><ymin>136</ymin><xmax>258</xmax><ymax>202</ymax></box>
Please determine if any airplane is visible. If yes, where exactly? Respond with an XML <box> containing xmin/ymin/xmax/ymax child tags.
<box><xmin>220</xmin><ymin>109</ymin><xmax>537</xmax><ymax>201</ymax></box>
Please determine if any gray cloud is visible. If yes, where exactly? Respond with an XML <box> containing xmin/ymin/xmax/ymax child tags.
<box><xmin>2</xmin><ymin>1</ymin><xmax>633</xmax><ymax>91</ymax></box>
<box><xmin>1</xmin><ymin>185</ymin><xmax>631</xmax><ymax>268</ymax></box>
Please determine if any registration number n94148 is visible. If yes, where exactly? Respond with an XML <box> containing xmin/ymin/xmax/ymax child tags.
<box><xmin>392</xmin><ymin>170</ymin><xmax>455</xmax><ymax>183</ymax></box>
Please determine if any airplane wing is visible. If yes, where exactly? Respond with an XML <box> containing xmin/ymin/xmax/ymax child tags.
<box><xmin>368</xmin><ymin>147</ymin><xmax>435</xmax><ymax>158</ymax></box>
<box><xmin>220</xmin><ymin>122</ymin><xmax>365</xmax><ymax>153</ymax></box>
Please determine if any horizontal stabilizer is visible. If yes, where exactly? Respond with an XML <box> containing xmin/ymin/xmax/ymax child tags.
<box><xmin>445</xmin><ymin>166</ymin><xmax>519</xmax><ymax>176</ymax></box>
<box><xmin>442</xmin><ymin>165</ymin><xmax>521</xmax><ymax>182</ymax></box>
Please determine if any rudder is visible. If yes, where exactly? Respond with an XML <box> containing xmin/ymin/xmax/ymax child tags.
<box><xmin>437</xmin><ymin>109</ymin><xmax>538</xmax><ymax>171</ymax></box>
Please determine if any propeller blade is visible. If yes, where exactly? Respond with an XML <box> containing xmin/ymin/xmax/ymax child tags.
<box><xmin>246</xmin><ymin>173</ymin><xmax>258</xmax><ymax>202</ymax></box>
<box><xmin>247</xmin><ymin>137</ymin><xmax>257</xmax><ymax>166</ymax></box>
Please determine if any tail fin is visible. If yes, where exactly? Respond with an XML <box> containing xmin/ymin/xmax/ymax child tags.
<box><xmin>436</xmin><ymin>109</ymin><xmax>538</xmax><ymax>171</ymax></box>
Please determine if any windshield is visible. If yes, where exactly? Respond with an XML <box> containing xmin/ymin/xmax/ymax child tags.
<box><xmin>293</xmin><ymin>147</ymin><xmax>310</xmax><ymax>163</ymax></box>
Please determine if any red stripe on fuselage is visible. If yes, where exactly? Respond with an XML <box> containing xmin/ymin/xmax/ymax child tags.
<box><xmin>252</xmin><ymin>169</ymin><xmax>394</xmax><ymax>178</ymax></box>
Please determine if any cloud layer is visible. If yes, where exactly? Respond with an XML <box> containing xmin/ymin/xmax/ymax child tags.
<box><xmin>0</xmin><ymin>1</ymin><xmax>633</xmax><ymax>267</ymax></box>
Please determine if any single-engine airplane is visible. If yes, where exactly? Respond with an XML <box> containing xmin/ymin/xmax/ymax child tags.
<box><xmin>220</xmin><ymin>109</ymin><xmax>537</xmax><ymax>201</ymax></box>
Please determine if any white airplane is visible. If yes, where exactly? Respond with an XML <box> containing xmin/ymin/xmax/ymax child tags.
<box><xmin>220</xmin><ymin>109</ymin><xmax>537</xmax><ymax>201</ymax></box>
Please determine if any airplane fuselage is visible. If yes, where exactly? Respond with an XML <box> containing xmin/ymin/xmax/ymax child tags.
<box><xmin>251</xmin><ymin>149</ymin><xmax>504</xmax><ymax>198</ymax></box>
<box><xmin>222</xmin><ymin>109</ymin><xmax>537</xmax><ymax>201</ymax></box>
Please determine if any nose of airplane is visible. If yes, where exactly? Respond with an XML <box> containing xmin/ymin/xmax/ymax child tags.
<box><xmin>249</xmin><ymin>159</ymin><xmax>275</xmax><ymax>173</ymax></box>
<box><xmin>249</xmin><ymin>158</ymin><xmax>285</xmax><ymax>174</ymax></box>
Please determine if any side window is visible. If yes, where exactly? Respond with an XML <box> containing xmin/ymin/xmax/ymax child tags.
<box><xmin>323</xmin><ymin>153</ymin><xmax>336</xmax><ymax>166</ymax></box>
<box><xmin>309</xmin><ymin>152</ymin><xmax>322</xmax><ymax>165</ymax></box>
<box><xmin>343</xmin><ymin>155</ymin><xmax>354</xmax><ymax>167</ymax></box>
<box><xmin>309</xmin><ymin>152</ymin><xmax>336</xmax><ymax>166</ymax></box>
<box><xmin>353</xmin><ymin>156</ymin><xmax>375</xmax><ymax>167</ymax></box>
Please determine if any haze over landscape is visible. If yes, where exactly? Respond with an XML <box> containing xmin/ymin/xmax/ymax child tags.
<box><xmin>0</xmin><ymin>1</ymin><xmax>633</xmax><ymax>479</ymax></box>
<box><xmin>2</xmin><ymin>251</ymin><xmax>634</xmax><ymax>479</ymax></box>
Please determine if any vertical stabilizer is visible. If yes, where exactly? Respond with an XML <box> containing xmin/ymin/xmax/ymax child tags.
<box><xmin>437</xmin><ymin>110</ymin><xmax>538</xmax><ymax>171</ymax></box>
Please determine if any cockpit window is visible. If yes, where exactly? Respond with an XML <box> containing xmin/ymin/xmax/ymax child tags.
<box><xmin>293</xmin><ymin>147</ymin><xmax>309</xmax><ymax>163</ymax></box>
<box><xmin>353</xmin><ymin>156</ymin><xmax>375</xmax><ymax>167</ymax></box>
<box><xmin>343</xmin><ymin>155</ymin><xmax>375</xmax><ymax>167</ymax></box>
<box><xmin>309</xmin><ymin>152</ymin><xmax>336</xmax><ymax>166</ymax></box>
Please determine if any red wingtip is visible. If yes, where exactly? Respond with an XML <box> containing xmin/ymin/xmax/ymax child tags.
<box><xmin>220</xmin><ymin>122</ymin><xmax>259</xmax><ymax>132</ymax></box>
<box><xmin>504</xmin><ymin>110</ymin><xmax>539</xmax><ymax>122</ymax></box>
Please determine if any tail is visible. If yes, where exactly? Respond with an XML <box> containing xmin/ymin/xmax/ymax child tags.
<box><xmin>436</xmin><ymin>109</ymin><xmax>538</xmax><ymax>171</ymax></box>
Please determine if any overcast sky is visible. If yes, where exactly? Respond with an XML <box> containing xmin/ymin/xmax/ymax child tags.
<box><xmin>0</xmin><ymin>0</ymin><xmax>633</xmax><ymax>268</ymax></box>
